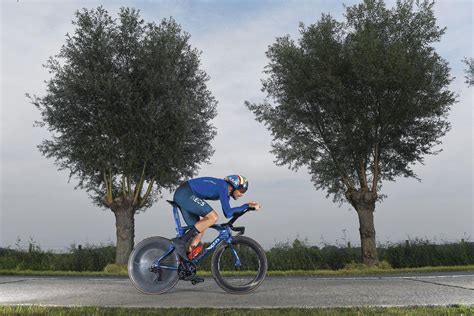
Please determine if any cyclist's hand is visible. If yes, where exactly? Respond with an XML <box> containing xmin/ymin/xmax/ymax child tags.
<box><xmin>248</xmin><ymin>202</ymin><xmax>261</xmax><ymax>210</ymax></box>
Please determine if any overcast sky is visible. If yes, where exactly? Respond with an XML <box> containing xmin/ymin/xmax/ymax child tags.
<box><xmin>1</xmin><ymin>0</ymin><xmax>472</xmax><ymax>251</ymax></box>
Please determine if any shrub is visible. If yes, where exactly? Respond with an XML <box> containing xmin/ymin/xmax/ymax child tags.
<box><xmin>344</xmin><ymin>260</ymin><xmax>392</xmax><ymax>270</ymax></box>
<box><xmin>319</xmin><ymin>245</ymin><xmax>360</xmax><ymax>270</ymax></box>
<box><xmin>1</xmin><ymin>238</ymin><xmax>472</xmax><ymax>272</ymax></box>
<box><xmin>267</xmin><ymin>239</ymin><xmax>324</xmax><ymax>270</ymax></box>
<box><xmin>0</xmin><ymin>244</ymin><xmax>115</xmax><ymax>271</ymax></box>
<box><xmin>104</xmin><ymin>264</ymin><xmax>128</xmax><ymax>274</ymax></box>
<box><xmin>384</xmin><ymin>239</ymin><xmax>474</xmax><ymax>268</ymax></box>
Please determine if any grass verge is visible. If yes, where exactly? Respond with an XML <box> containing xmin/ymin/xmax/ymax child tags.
<box><xmin>264</xmin><ymin>265</ymin><xmax>474</xmax><ymax>277</ymax></box>
<box><xmin>0</xmin><ymin>305</ymin><xmax>472</xmax><ymax>315</ymax></box>
<box><xmin>0</xmin><ymin>265</ymin><xmax>473</xmax><ymax>278</ymax></box>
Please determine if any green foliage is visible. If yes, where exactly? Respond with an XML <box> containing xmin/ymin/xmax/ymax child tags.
<box><xmin>267</xmin><ymin>239</ymin><xmax>324</xmax><ymax>270</ymax></box>
<box><xmin>0</xmin><ymin>246</ymin><xmax>55</xmax><ymax>271</ymax></box>
<box><xmin>0</xmin><ymin>244</ymin><xmax>115</xmax><ymax>272</ymax></box>
<box><xmin>344</xmin><ymin>260</ymin><xmax>392</xmax><ymax>270</ymax></box>
<box><xmin>319</xmin><ymin>245</ymin><xmax>361</xmax><ymax>270</ymax></box>
<box><xmin>246</xmin><ymin>0</ymin><xmax>456</xmax><ymax>203</ymax></box>
<box><xmin>29</xmin><ymin>7</ymin><xmax>217</xmax><ymax>208</ymax></box>
<box><xmin>64</xmin><ymin>244</ymin><xmax>116</xmax><ymax>271</ymax></box>
<box><xmin>384</xmin><ymin>238</ymin><xmax>474</xmax><ymax>268</ymax></box>
<box><xmin>375</xmin><ymin>260</ymin><xmax>392</xmax><ymax>270</ymax></box>
<box><xmin>103</xmin><ymin>263</ymin><xmax>128</xmax><ymax>274</ymax></box>
<box><xmin>1</xmin><ymin>238</ymin><xmax>472</xmax><ymax>272</ymax></box>
<box><xmin>463</xmin><ymin>57</ymin><xmax>474</xmax><ymax>87</ymax></box>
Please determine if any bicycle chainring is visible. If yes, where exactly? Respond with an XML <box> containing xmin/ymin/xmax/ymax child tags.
<box><xmin>178</xmin><ymin>260</ymin><xmax>197</xmax><ymax>281</ymax></box>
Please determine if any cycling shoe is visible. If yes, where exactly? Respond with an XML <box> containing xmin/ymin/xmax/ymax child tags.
<box><xmin>191</xmin><ymin>276</ymin><xmax>204</xmax><ymax>285</ymax></box>
<box><xmin>171</xmin><ymin>238</ymin><xmax>189</xmax><ymax>261</ymax></box>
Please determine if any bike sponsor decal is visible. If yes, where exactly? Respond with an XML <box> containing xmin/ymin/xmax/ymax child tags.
<box><xmin>192</xmin><ymin>237</ymin><xmax>221</xmax><ymax>263</ymax></box>
<box><xmin>208</xmin><ymin>237</ymin><xmax>221</xmax><ymax>250</ymax></box>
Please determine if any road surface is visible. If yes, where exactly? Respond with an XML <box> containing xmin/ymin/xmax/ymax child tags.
<box><xmin>1</xmin><ymin>272</ymin><xmax>473</xmax><ymax>308</ymax></box>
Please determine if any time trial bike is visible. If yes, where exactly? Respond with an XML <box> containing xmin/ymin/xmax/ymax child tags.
<box><xmin>128</xmin><ymin>200</ymin><xmax>268</xmax><ymax>295</ymax></box>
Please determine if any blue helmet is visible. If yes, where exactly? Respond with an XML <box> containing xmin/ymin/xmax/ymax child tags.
<box><xmin>224</xmin><ymin>175</ymin><xmax>249</xmax><ymax>193</ymax></box>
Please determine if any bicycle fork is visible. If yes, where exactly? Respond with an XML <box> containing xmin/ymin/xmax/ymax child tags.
<box><xmin>229</xmin><ymin>243</ymin><xmax>242</xmax><ymax>268</ymax></box>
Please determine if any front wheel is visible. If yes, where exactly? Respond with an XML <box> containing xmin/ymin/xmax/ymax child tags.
<box><xmin>211</xmin><ymin>235</ymin><xmax>267</xmax><ymax>294</ymax></box>
<box><xmin>128</xmin><ymin>236</ymin><xmax>179</xmax><ymax>295</ymax></box>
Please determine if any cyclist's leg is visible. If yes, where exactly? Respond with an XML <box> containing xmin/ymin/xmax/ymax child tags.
<box><xmin>178</xmin><ymin>211</ymin><xmax>207</xmax><ymax>252</ymax></box>
<box><xmin>180</xmin><ymin>209</ymin><xmax>200</xmax><ymax>229</ymax></box>
<box><xmin>174</xmin><ymin>184</ymin><xmax>217</xmax><ymax>235</ymax></box>
<box><xmin>180</xmin><ymin>201</ymin><xmax>218</xmax><ymax>251</ymax></box>
<box><xmin>173</xmin><ymin>183</ymin><xmax>202</xmax><ymax>231</ymax></box>
<box><xmin>189</xmin><ymin>211</ymin><xmax>218</xmax><ymax>250</ymax></box>
<box><xmin>194</xmin><ymin>211</ymin><xmax>218</xmax><ymax>233</ymax></box>
<box><xmin>173</xmin><ymin>185</ymin><xmax>216</xmax><ymax>256</ymax></box>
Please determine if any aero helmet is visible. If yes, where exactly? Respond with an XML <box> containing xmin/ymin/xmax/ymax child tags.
<box><xmin>224</xmin><ymin>175</ymin><xmax>249</xmax><ymax>193</ymax></box>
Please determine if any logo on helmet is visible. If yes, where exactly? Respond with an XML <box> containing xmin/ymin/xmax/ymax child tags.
<box><xmin>230</xmin><ymin>178</ymin><xmax>239</xmax><ymax>187</ymax></box>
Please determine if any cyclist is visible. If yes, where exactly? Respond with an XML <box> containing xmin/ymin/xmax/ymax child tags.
<box><xmin>171</xmin><ymin>175</ymin><xmax>260</xmax><ymax>261</ymax></box>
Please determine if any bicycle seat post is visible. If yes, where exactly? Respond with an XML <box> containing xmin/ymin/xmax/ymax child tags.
<box><xmin>167</xmin><ymin>200</ymin><xmax>184</xmax><ymax>238</ymax></box>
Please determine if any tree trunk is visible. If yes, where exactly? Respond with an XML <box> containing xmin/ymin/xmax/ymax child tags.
<box><xmin>112</xmin><ymin>203</ymin><xmax>135</xmax><ymax>264</ymax></box>
<box><xmin>356</xmin><ymin>207</ymin><xmax>378</xmax><ymax>266</ymax></box>
<box><xmin>346</xmin><ymin>190</ymin><xmax>379</xmax><ymax>266</ymax></box>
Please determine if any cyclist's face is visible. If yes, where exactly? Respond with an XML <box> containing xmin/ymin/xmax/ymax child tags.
<box><xmin>232</xmin><ymin>189</ymin><xmax>244</xmax><ymax>200</ymax></box>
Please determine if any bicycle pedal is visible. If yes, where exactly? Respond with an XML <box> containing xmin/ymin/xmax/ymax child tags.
<box><xmin>191</xmin><ymin>277</ymin><xmax>204</xmax><ymax>285</ymax></box>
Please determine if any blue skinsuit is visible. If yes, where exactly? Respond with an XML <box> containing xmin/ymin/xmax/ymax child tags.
<box><xmin>173</xmin><ymin>177</ymin><xmax>249</xmax><ymax>225</ymax></box>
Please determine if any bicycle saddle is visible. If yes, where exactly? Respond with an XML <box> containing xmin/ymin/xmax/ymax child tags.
<box><xmin>166</xmin><ymin>200</ymin><xmax>179</xmax><ymax>207</ymax></box>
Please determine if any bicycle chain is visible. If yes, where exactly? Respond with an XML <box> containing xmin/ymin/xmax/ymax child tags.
<box><xmin>178</xmin><ymin>260</ymin><xmax>197</xmax><ymax>281</ymax></box>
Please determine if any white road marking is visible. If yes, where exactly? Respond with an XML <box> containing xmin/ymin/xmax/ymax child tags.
<box><xmin>299</xmin><ymin>274</ymin><xmax>474</xmax><ymax>281</ymax></box>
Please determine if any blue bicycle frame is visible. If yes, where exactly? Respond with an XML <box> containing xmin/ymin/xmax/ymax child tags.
<box><xmin>150</xmin><ymin>201</ymin><xmax>244</xmax><ymax>271</ymax></box>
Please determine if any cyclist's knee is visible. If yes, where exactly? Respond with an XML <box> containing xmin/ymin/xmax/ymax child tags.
<box><xmin>206</xmin><ymin>211</ymin><xmax>218</xmax><ymax>223</ymax></box>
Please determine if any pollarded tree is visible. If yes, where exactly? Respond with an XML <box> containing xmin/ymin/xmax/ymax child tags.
<box><xmin>29</xmin><ymin>7</ymin><xmax>217</xmax><ymax>263</ymax></box>
<box><xmin>246</xmin><ymin>0</ymin><xmax>456</xmax><ymax>266</ymax></box>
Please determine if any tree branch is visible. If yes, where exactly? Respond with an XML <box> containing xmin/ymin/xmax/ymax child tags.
<box><xmin>359</xmin><ymin>159</ymin><xmax>369</xmax><ymax>190</ymax></box>
<box><xmin>127</xmin><ymin>175</ymin><xmax>132</xmax><ymax>196</ymax></box>
<box><xmin>103</xmin><ymin>172</ymin><xmax>109</xmax><ymax>203</ymax></box>
<box><xmin>303</xmin><ymin>100</ymin><xmax>355</xmax><ymax>191</ymax></box>
<box><xmin>133</xmin><ymin>162</ymin><xmax>147</xmax><ymax>206</ymax></box>
<box><xmin>372</xmin><ymin>144</ymin><xmax>379</xmax><ymax>193</ymax></box>
<box><xmin>121</xmin><ymin>176</ymin><xmax>126</xmax><ymax>196</ymax></box>
<box><xmin>108</xmin><ymin>168</ymin><xmax>113</xmax><ymax>203</ymax></box>
<box><xmin>139</xmin><ymin>177</ymin><xmax>156</xmax><ymax>208</ymax></box>
<box><xmin>104</xmin><ymin>169</ymin><xmax>113</xmax><ymax>205</ymax></box>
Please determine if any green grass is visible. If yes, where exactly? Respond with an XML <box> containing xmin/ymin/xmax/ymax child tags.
<box><xmin>1</xmin><ymin>264</ymin><xmax>473</xmax><ymax>278</ymax></box>
<box><xmin>0</xmin><ymin>305</ymin><xmax>472</xmax><ymax>315</ymax></box>
<box><xmin>264</xmin><ymin>265</ymin><xmax>474</xmax><ymax>277</ymax></box>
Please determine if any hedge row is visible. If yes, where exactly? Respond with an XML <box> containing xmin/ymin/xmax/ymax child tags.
<box><xmin>1</xmin><ymin>239</ymin><xmax>472</xmax><ymax>272</ymax></box>
<box><xmin>0</xmin><ymin>245</ymin><xmax>115</xmax><ymax>272</ymax></box>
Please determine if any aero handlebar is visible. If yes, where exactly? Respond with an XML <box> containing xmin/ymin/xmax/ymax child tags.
<box><xmin>224</xmin><ymin>206</ymin><xmax>255</xmax><ymax>226</ymax></box>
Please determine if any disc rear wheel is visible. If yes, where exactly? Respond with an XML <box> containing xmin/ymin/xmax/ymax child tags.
<box><xmin>128</xmin><ymin>236</ymin><xmax>179</xmax><ymax>295</ymax></box>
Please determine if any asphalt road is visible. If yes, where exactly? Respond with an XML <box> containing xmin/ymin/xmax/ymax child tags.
<box><xmin>1</xmin><ymin>272</ymin><xmax>473</xmax><ymax>308</ymax></box>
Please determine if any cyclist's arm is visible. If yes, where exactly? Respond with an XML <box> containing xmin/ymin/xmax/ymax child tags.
<box><xmin>219</xmin><ymin>187</ymin><xmax>249</xmax><ymax>218</ymax></box>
